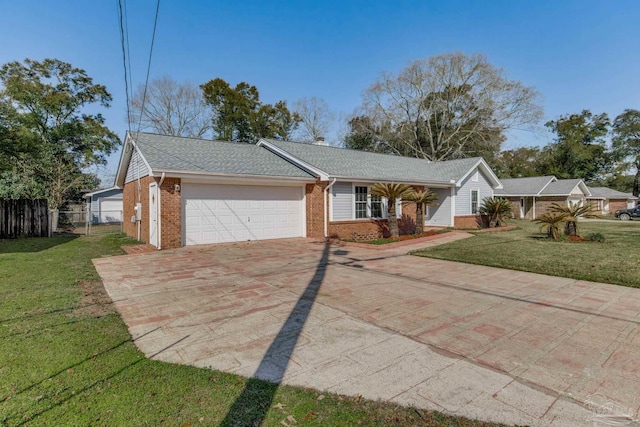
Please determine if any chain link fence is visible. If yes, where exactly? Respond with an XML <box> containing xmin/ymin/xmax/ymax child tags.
<box><xmin>53</xmin><ymin>210</ymin><xmax>123</xmax><ymax>235</ymax></box>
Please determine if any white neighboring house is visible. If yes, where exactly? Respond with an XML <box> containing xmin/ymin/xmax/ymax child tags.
<box><xmin>84</xmin><ymin>187</ymin><xmax>123</xmax><ymax>224</ymax></box>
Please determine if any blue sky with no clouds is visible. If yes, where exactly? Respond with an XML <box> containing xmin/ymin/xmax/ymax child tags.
<box><xmin>2</xmin><ymin>0</ymin><xmax>639</xmax><ymax>182</ymax></box>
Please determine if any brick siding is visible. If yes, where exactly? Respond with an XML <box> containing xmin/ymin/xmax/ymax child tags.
<box><xmin>454</xmin><ymin>215</ymin><xmax>483</xmax><ymax>228</ymax></box>
<box><xmin>159</xmin><ymin>178</ymin><xmax>182</xmax><ymax>249</ymax></box>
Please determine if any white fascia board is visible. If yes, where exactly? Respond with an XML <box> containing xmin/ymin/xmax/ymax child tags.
<box><xmin>83</xmin><ymin>186</ymin><xmax>122</xmax><ymax>198</ymax></box>
<box><xmin>577</xmin><ymin>181</ymin><xmax>592</xmax><ymax>196</ymax></box>
<box><xmin>157</xmin><ymin>170</ymin><xmax>316</xmax><ymax>185</ymax></box>
<box><xmin>116</xmin><ymin>132</ymin><xmax>155</xmax><ymax>186</ymax></box>
<box><xmin>257</xmin><ymin>139</ymin><xmax>329</xmax><ymax>180</ymax></box>
<box><xmin>331</xmin><ymin>176</ymin><xmax>453</xmax><ymax>187</ymax></box>
<box><xmin>455</xmin><ymin>159</ymin><xmax>503</xmax><ymax>189</ymax></box>
<box><xmin>537</xmin><ymin>176</ymin><xmax>558</xmax><ymax>196</ymax></box>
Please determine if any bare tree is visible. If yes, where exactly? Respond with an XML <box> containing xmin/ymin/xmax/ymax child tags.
<box><xmin>130</xmin><ymin>76</ymin><xmax>211</xmax><ymax>138</ymax></box>
<box><xmin>293</xmin><ymin>97</ymin><xmax>334</xmax><ymax>142</ymax></box>
<box><xmin>355</xmin><ymin>52</ymin><xmax>543</xmax><ymax>161</ymax></box>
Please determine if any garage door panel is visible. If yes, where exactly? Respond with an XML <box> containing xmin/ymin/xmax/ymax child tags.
<box><xmin>183</xmin><ymin>183</ymin><xmax>304</xmax><ymax>245</ymax></box>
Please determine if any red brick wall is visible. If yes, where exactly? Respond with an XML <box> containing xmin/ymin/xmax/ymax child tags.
<box><xmin>122</xmin><ymin>176</ymin><xmax>154</xmax><ymax>242</ymax></box>
<box><xmin>609</xmin><ymin>199</ymin><xmax>628</xmax><ymax>212</ymax></box>
<box><xmin>328</xmin><ymin>220</ymin><xmax>383</xmax><ymax>240</ymax></box>
<box><xmin>535</xmin><ymin>197</ymin><xmax>568</xmax><ymax>217</ymax></box>
<box><xmin>306</xmin><ymin>181</ymin><xmax>327</xmax><ymax>238</ymax></box>
<box><xmin>454</xmin><ymin>215</ymin><xmax>482</xmax><ymax>228</ymax></box>
<box><xmin>159</xmin><ymin>178</ymin><xmax>182</xmax><ymax>249</ymax></box>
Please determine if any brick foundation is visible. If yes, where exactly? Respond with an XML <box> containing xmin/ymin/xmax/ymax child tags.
<box><xmin>454</xmin><ymin>215</ymin><xmax>483</xmax><ymax>228</ymax></box>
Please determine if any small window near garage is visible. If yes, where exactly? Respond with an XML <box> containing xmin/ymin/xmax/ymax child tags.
<box><xmin>371</xmin><ymin>194</ymin><xmax>383</xmax><ymax>218</ymax></box>
<box><xmin>471</xmin><ymin>189</ymin><xmax>479</xmax><ymax>214</ymax></box>
<box><xmin>355</xmin><ymin>186</ymin><xmax>368</xmax><ymax>219</ymax></box>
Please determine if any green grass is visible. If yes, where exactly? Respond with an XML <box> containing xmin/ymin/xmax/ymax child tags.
<box><xmin>0</xmin><ymin>234</ymin><xmax>503</xmax><ymax>426</ymax></box>
<box><xmin>413</xmin><ymin>219</ymin><xmax>640</xmax><ymax>288</ymax></box>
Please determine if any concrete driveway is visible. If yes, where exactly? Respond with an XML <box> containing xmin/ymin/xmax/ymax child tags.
<box><xmin>93</xmin><ymin>238</ymin><xmax>640</xmax><ymax>426</ymax></box>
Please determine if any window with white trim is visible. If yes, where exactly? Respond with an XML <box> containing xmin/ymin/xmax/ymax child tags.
<box><xmin>471</xmin><ymin>189</ymin><xmax>479</xmax><ymax>214</ymax></box>
<box><xmin>355</xmin><ymin>186</ymin><xmax>368</xmax><ymax>219</ymax></box>
<box><xmin>370</xmin><ymin>194</ymin><xmax>383</xmax><ymax>218</ymax></box>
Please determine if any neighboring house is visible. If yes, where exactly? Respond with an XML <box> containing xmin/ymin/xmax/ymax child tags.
<box><xmin>495</xmin><ymin>176</ymin><xmax>591</xmax><ymax>219</ymax></box>
<box><xmin>115</xmin><ymin>132</ymin><xmax>502</xmax><ymax>249</ymax></box>
<box><xmin>586</xmin><ymin>187</ymin><xmax>638</xmax><ymax>214</ymax></box>
<box><xmin>83</xmin><ymin>187</ymin><xmax>123</xmax><ymax>224</ymax></box>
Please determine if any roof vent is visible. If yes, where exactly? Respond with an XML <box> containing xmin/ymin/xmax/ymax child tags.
<box><xmin>312</xmin><ymin>137</ymin><xmax>328</xmax><ymax>146</ymax></box>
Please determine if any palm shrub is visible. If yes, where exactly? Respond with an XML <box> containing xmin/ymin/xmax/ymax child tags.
<box><xmin>478</xmin><ymin>197</ymin><xmax>512</xmax><ymax>227</ymax></box>
<box><xmin>371</xmin><ymin>183</ymin><xmax>412</xmax><ymax>238</ymax></box>
<box><xmin>534</xmin><ymin>212</ymin><xmax>568</xmax><ymax>240</ymax></box>
<box><xmin>403</xmin><ymin>189</ymin><xmax>439</xmax><ymax>235</ymax></box>
<box><xmin>547</xmin><ymin>201</ymin><xmax>597</xmax><ymax>236</ymax></box>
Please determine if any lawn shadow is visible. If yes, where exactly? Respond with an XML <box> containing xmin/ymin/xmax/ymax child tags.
<box><xmin>219</xmin><ymin>241</ymin><xmax>332</xmax><ymax>427</ymax></box>
<box><xmin>0</xmin><ymin>235</ymin><xmax>79</xmax><ymax>254</ymax></box>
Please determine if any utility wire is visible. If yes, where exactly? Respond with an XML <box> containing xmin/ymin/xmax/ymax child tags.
<box><xmin>123</xmin><ymin>0</ymin><xmax>134</xmax><ymax>122</ymax></box>
<box><xmin>116</xmin><ymin>0</ymin><xmax>132</xmax><ymax>132</ymax></box>
<box><xmin>136</xmin><ymin>0</ymin><xmax>161</xmax><ymax>134</ymax></box>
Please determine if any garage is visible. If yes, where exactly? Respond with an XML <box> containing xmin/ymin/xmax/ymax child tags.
<box><xmin>182</xmin><ymin>183</ymin><xmax>305</xmax><ymax>245</ymax></box>
<box><xmin>98</xmin><ymin>198</ymin><xmax>123</xmax><ymax>223</ymax></box>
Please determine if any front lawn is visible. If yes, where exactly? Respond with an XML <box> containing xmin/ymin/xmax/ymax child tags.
<box><xmin>0</xmin><ymin>234</ymin><xmax>501</xmax><ymax>426</ymax></box>
<box><xmin>413</xmin><ymin>220</ymin><xmax>640</xmax><ymax>288</ymax></box>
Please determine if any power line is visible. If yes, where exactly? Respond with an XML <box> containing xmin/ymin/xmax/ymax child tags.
<box><xmin>136</xmin><ymin>0</ymin><xmax>161</xmax><ymax>134</ymax></box>
<box><xmin>123</xmin><ymin>0</ymin><xmax>134</xmax><ymax>122</ymax></box>
<box><xmin>116</xmin><ymin>0</ymin><xmax>132</xmax><ymax>132</ymax></box>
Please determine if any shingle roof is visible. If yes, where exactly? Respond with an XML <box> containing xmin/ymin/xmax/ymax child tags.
<box><xmin>130</xmin><ymin>132</ymin><xmax>314</xmax><ymax>179</ymax></box>
<box><xmin>587</xmin><ymin>187</ymin><xmax>638</xmax><ymax>199</ymax></box>
<box><xmin>540</xmin><ymin>179</ymin><xmax>584</xmax><ymax>195</ymax></box>
<box><xmin>494</xmin><ymin>176</ymin><xmax>555</xmax><ymax>196</ymax></box>
<box><xmin>261</xmin><ymin>139</ymin><xmax>483</xmax><ymax>184</ymax></box>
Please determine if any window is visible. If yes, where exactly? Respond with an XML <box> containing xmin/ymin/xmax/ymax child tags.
<box><xmin>355</xmin><ymin>186</ymin><xmax>367</xmax><ymax>219</ymax></box>
<box><xmin>370</xmin><ymin>194</ymin><xmax>383</xmax><ymax>218</ymax></box>
<box><xmin>471</xmin><ymin>189</ymin><xmax>479</xmax><ymax>214</ymax></box>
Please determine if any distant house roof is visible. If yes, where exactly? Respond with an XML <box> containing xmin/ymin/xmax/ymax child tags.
<box><xmin>258</xmin><ymin>139</ymin><xmax>502</xmax><ymax>188</ymax></box>
<box><xmin>495</xmin><ymin>176</ymin><xmax>555</xmax><ymax>196</ymax></box>
<box><xmin>495</xmin><ymin>176</ymin><xmax>591</xmax><ymax>197</ymax></box>
<box><xmin>587</xmin><ymin>187</ymin><xmax>638</xmax><ymax>200</ymax></box>
<box><xmin>83</xmin><ymin>187</ymin><xmax>123</xmax><ymax>198</ymax></box>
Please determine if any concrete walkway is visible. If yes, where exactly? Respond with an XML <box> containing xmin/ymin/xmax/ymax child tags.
<box><xmin>93</xmin><ymin>237</ymin><xmax>640</xmax><ymax>426</ymax></box>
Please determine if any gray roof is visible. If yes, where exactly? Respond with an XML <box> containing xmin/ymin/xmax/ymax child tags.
<box><xmin>587</xmin><ymin>186</ymin><xmax>638</xmax><ymax>199</ymax></box>
<box><xmin>131</xmin><ymin>132</ymin><xmax>313</xmax><ymax>179</ymax></box>
<box><xmin>261</xmin><ymin>139</ymin><xmax>484</xmax><ymax>184</ymax></box>
<box><xmin>540</xmin><ymin>179</ymin><xmax>584</xmax><ymax>195</ymax></box>
<box><xmin>495</xmin><ymin>176</ymin><xmax>555</xmax><ymax>196</ymax></box>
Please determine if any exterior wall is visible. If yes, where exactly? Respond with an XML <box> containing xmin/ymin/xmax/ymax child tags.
<box><xmin>122</xmin><ymin>175</ymin><xmax>154</xmax><ymax>243</ymax></box>
<box><xmin>609</xmin><ymin>199</ymin><xmax>628</xmax><ymax>213</ymax></box>
<box><xmin>535</xmin><ymin>196</ymin><xmax>567</xmax><ymax>217</ymax></box>
<box><xmin>125</xmin><ymin>149</ymin><xmax>149</xmax><ymax>184</ymax></box>
<box><xmin>331</xmin><ymin>181</ymin><xmax>352</xmax><ymax>220</ymax></box>
<box><xmin>427</xmin><ymin>188</ymin><xmax>452</xmax><ymax>226</ymax></box>
<box><xmin>159</xmin><ymin>178</ymin><xmax>182</xmax><ymax>249</ymax></box>
<box><xmin>454</xmin><ymin>215</ymin><xmax>482</xmax><ymax>228</ymax></box>
<box><xmin>505</xmin><ymin>196</ymin><xmax>534</xmax><ymax>219</ymax></box>
<box><xmin>306</xmin><ymin>181</ymin><xmax>327</xmax><ymax>239</ymax></box>
<box><xmin>455</xmin><ymin>168</ymin><xmax>494</xmax><ymax>215</ymax></box>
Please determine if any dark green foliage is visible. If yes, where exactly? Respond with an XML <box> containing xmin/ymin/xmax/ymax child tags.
<box><xmin>537</xmin><ymin>110</ymin><xmax>612</xmax><ymax>182</ymax></box>
<box><xmin>534</xmin><ymin>212</ymin><xmax>567</xmax><ymax>240</ymax></box>
<box><xmin>478</xmin><ymin>197</ymin><xmax>512</xmax><ymax>227</ymax></box>
<box><xmin>0</xmin><ymin>58</ymin><xmax>119</xmax><ymax>207</ymax></box>
<box><xmin>587</xmin><ymin>232</ymin><xmax>606</xmax><ymax>243</ymax></box>
<box><xmin>491</xmin><ymin>147</ymin><xmax>542</xmax><ymax>178</ymax></box>
<box><xmin>611</xmin><ymin>109</ymin><xmax>640</xmax><ymax>196</ymax></box>
<box><xmin>200</xmin><ymin>78</ymin><xmax>300</xmax><ymax>143</ymax></box>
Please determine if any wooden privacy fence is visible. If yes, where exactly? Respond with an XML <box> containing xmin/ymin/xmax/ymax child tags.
<box><xmin>0</xmin><ymin>199</ymin><xmax>49</xmax><ymax>238</ymax></box>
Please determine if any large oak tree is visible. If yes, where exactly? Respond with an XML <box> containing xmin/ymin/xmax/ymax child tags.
<box><xmin>0</xmin><ymin>58</ymin><xmax>119</xmax><ymax>208</ymax></box>
<box><xmin>346</xmin><ymin>52</ymin><xmax>543</xmax><ymax>161</ymax></box>
<box><xmin>612</xmin><ymin>109</ymin><xmax>640</xmax><ymax>196</ymax></box>
<box><xmin>201</xmin><ymin>78</ymin><xmax>300</xmax><ymax>143</ymax></box>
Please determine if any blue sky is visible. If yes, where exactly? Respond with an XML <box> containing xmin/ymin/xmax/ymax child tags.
<box><xmin>2</xmin><ymin>0</ymin><xmax>639</xmax><ymax>183</ymax></box>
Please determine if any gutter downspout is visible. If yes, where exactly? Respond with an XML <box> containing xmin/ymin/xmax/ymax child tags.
<box><xmin>158</xmin><ymin>172</ymin><xmax>166</xmax><ymax>187</ymax></box>
<box><xmin>324</xmin><ymin>178</ymin><xmax>337</xmax><ymax>238</ymax></box>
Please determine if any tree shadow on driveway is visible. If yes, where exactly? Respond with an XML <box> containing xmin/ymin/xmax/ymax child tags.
<box><xmin>220</xmin><ymin>241</ymin><xmax>332</xmax><ymax>426</ymax></box>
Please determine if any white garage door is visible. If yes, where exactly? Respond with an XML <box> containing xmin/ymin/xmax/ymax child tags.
<box><xmin>98</xmin><ymin>198</ymin><xmax>123</xmax><ymax>223</ymax></box>
<box><xmin>183</xmin><ymin>183</ymin><xmax>305</xmax><ymax>245</ymax></box>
